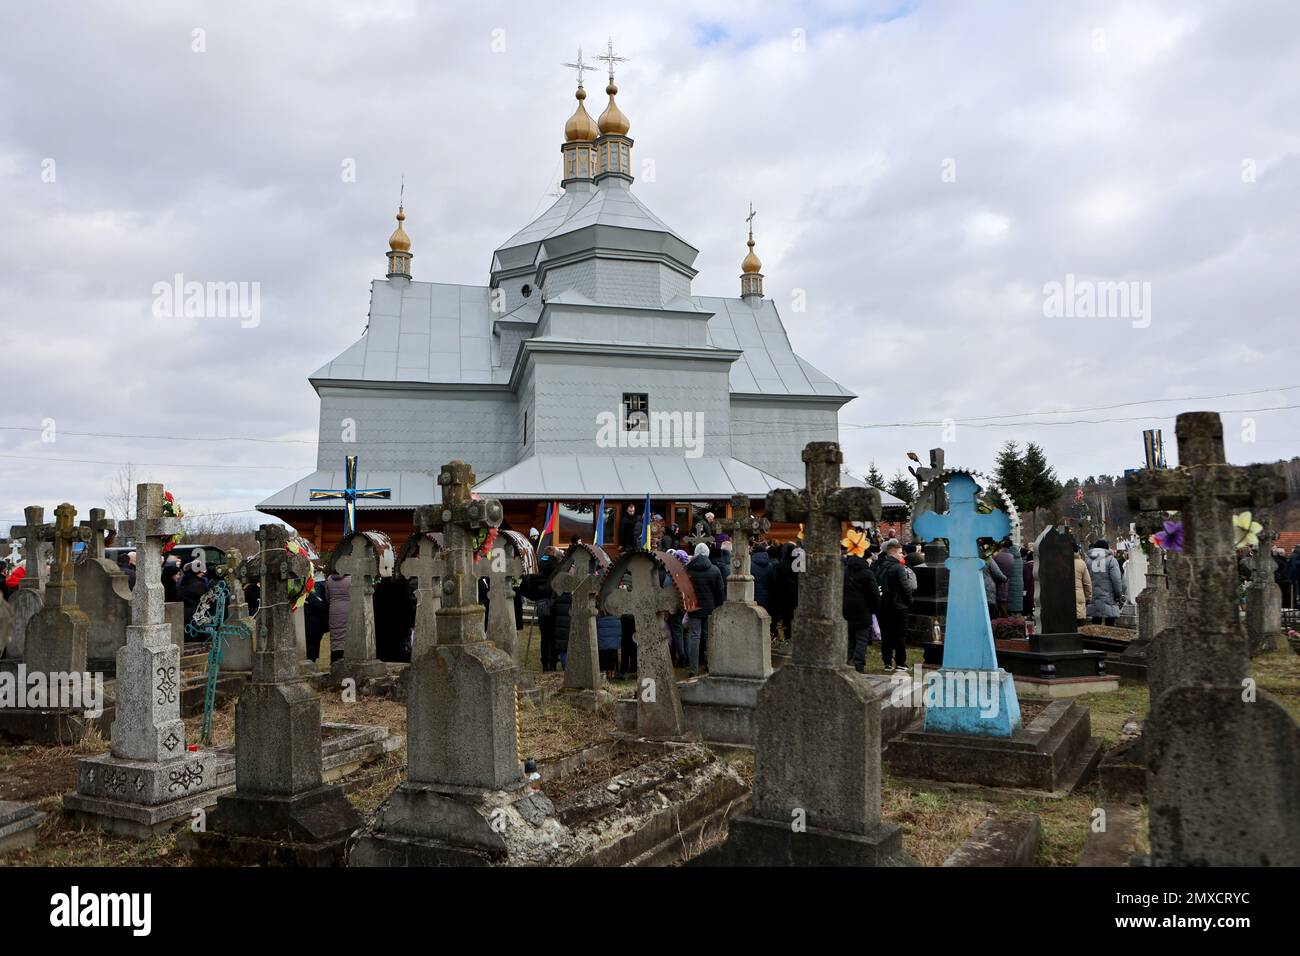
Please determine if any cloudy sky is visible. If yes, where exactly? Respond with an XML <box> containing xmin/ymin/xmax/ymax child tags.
<box><xmin>2</xmin><ymin>0</ymin><xmax>1297</xmax><ymax>530</ymax></box>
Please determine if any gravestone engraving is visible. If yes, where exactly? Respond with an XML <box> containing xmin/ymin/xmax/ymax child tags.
<box><xmin>1128</xmin><ymin>411</ymin><xmax>1298</xmax><ymax>866</ymax></box>
<box><xmin>601</xmin><ymin>551</ymin><xmax>693</xmax><ymax>738</ymax></box>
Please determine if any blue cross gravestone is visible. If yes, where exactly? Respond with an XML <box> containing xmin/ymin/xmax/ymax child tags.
<box><xmin>912</xmin><ymin>473</ymin><xmax>1022</xmax><ymax>737</ymax></box>
<box><xmin>309</xmin><ymin>454</ymin><xmax>392</xmax><ymax>536</ymax></box>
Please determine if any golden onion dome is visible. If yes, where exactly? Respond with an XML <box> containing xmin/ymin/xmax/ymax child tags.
<box><xmin>564</xmin><ymin>85</ymin><xmax>599</xmax><ymax>142</ymax></box>
<box><xmin>741</xmin><ymin>235</ymin><xmax>762</xmax><ymax>274</ymax></box>
<box><xmin>388</xmin><ymin>206</ymin><xmax>411</xmax><ymax>253</ymax></box>
<box><xmin>597</xmin><ymin>81</ymin><xmax>630</xmax><ymax>135</ymax></box>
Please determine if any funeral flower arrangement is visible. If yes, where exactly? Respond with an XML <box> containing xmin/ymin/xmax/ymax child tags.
<box><xmin>161</xmin><ymin>490</ymin><xmax>185</xmax><ymax>552</ymax></box>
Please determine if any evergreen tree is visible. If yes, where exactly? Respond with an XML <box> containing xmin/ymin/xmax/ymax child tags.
<box><xmin>1021</xmin><ymin>442</ymin><xmax>1062</xmax><ymax>512</ymax></box>
<box><xmin>864</xmin><ymin>461</ymin><xmax>887</xmax><ymax>490</ymax></box>
<box><xmin>887</xmin><ymin>471</ymin><xmax>916</xmax><ymax>507</ymax></box>
<box><xmin>993</xmin><ymin>440</ymin><xmax>1027</xmax><ymax>507</ymax></box>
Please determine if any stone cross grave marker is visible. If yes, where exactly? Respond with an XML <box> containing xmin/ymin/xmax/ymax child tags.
<box><xmin>115</xmin><ymin>484</ymin><xmax>185</xmax><ymax>761</ymax></box>
<box><xmin>399</xmin><ymin>509</ymin><xmax>445</xmax><ymax>656</ymax></box>
<box><xmin>26</xmin><ymin>503</ymin><xmax>92</xmax><ymax>676</ymax></box>
<box><xmin>1128</xmin><ymin>412</ymin><xmax>1297</xmax><ymax>866</ymax></box>
<box><xmin>5</xmin><ymin>507</ymin><xmax>50</xmax><ymax>659</ymax></box>
<box><xmin>476</xmin><ymin>539</ymin><xmax>525</xmax><ymax>665</ymax></box>
<box><xmin>683</xmin><ymin>521</ymin><xmax>715</xmax><ymax>551</ymax></box>
<box><xmin>331</xmin><ymin>531</ymin><xmax>391</xmax><ymax>679</ymax></box>
<box><xmin>601</xmin><ymin>552</ymin><xmax>690</xmax><ymax>738</ymax></box>
<box><xmin>554</xmin><ymin>545</ymin><xmax>605</xmax><ymax>692</ymax></box>
<box><xmin>912</xmin><ymin>473</ymin><xmax>1021</xmax><ymax>736</ymax></box>
<box><xmin>768</xmin><ymin>445</ymin><xmax>881</xmax><ymax>667</ymax></box>
<box><xmin>1245</xmin><ymin>504</ymin><xmax>1282</xmax><ymax>654</ymax></box>
<box><xmin>76</xmin><ymin>507</ymin><xmax>132</xmax><ymax>665</ymax></box>
<box><xmin>717</xmin><ymin>493</ymin><xmax>769</xmax><ymax>603</ymax></box>
<box><xmin>709</xmin><ymin>494</ymin><xmax>772</xmax><ymax>680</ymax></box>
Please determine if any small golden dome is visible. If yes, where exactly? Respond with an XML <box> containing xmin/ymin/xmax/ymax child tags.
<box><xmin>388</xmin><ymin>206</ymin><xmax>411</xmax><ymax>253</ymax></box>
<box><xmin>741</xmin><ymin>235</ymin><xmax>762</xmax><ymax>274</ymax></box>
<box><xmin>597</xmin><ymin>81</ymin><xmax>630</xmax><ymax>135</ymax></box>
<box><xmin>564</xmin><ymin>86</ymin><xmax>599</xmax><ymax>142</ymax></box>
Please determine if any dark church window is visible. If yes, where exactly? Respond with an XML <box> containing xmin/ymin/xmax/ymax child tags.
<box><xmin>623</xmin><ymin>392</ymin><xmax>649</xmax><ymax>431</ymax></box>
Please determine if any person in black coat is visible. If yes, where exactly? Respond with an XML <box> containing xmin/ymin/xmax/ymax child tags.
<box><xmin>659</xmin><ymin>523</ymin><xmax>681</xmax><ymax>552</ymax></box>
<box><xmin>374</xmin><ymin>575</ymin><xmax>415</xmax><ymax>663</ymax></box>
<box><xmin>520</xmin><ymin>551</ymin><xmax>559</xmax><ymax>671</ymax></box>
<box><xmin>303</xmin><ymin>576</ymin><xmax>331</xmax><ymax>666</ymax></box>
<box><xmin>875</xmin><ymin>541</ymin><xmax>913</xmax><ymax>672</ymax></box>
<box><xmin>551</xmin><ymin>590</ymin><xmax>573</xmax><ymax>670</ymax></box>
<box><xmin>177</xmin><ymin>566</ymin><xmax>209</xmax><ymax>631</ymax></box>
<box><xmin>618</xmin><ymin>504</ymin><xmax>641</xmax><ymax>552</ymax></box>
<box><xmin>162</xmin><ymin>561</ymin><xmax>182</xmax><ymax>604</ymax></box>
<box><xmin>769</xmin><ymin>543</ymin><xmax>800</xmax><ymax>642</ymax></box>
<box><xmin>751</xmin><ymin>547</ymin><xmax>774</xmax><ymax>619</ymax></box>
<box><xmin>842</xmin><ymin>555</ymin><xmax>881</xmax><ymax>672</ymax></box>
<box><xmin>684</xmin><ymin>543</ymin><xmax>725</xmax><ymax>677</ymax></box>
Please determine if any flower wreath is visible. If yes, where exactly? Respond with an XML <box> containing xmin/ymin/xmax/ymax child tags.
<box><xmin>285</xmin><ymin>537</ymin><xmax>315</xmax><ymax>612</ymax></box>
<box><xmin>161</xmin><ymin>490</ymin><xmax>185</xmax><ymax>553</ymax></box>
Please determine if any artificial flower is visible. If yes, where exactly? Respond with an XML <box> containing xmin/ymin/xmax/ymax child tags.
<box><xmin>841</xmin><ymin>528</ymin><xmax>869</xmax><ymax>557</ymax></box>
<box><xmin>1152</xmin><ymin>520</ymin><xmax>1184</xmax><ymax>552</ymax></box>
<box><xmin>1233</xmin><ymin>511</ymin><xmax>1263</xmax><ymax>549</ymax></box>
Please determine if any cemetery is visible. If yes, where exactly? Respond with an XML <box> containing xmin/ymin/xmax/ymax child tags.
<box><xmin>2</xmin><ymin>19</ymin><xmax>1298</xmax><ymax>919</ymax></box>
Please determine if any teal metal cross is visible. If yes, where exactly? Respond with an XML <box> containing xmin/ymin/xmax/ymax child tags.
<box><xmin>912</xmin><ymin>473</ymin><xmax>1021</xmax><ymax>736</ymax></box>
<box><xmin>309</xmin><ymin>455</ymin><xmax>392</xmax><ymax>536</ymax></box>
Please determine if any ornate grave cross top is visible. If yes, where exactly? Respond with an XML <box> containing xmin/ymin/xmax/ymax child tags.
<box><xmin>601</xmin><ymin>553</ymin><xmax>689</xmax><ymax>737</ymax></box>
<box><xmin>909</xmin><ymin>447</ymin><xmax>948</xmax><ymax>518</ymax></box>
<box><xmin>120</xmin><ymin>485</ymin><xmax>183</xmax><ymax>627</ymax></box>
<box><xmin>217</xmin><ymin>548</ymin><xmax>246</xmax><ymax>610</ymax></box>
<box><xmin>239</xmin><ymin>524</ymin><xmax>311</xmax><ymax>681</ymax></box>
<box><xmin>717</xmin><ymin>494</ymin><xmax>769</xmax><ymax>579</ymax></box>
<box><xmin>79</xmin><ymin>508</ymin><xmax>116</xmax><ymax>561</ymax></box>
<box><xmin>429</xmin><ymin>461</ymin><xmax>503</xmax><ymax>644</ymax></box>
<box><xmin>683</xmin><ymin>521</ymin><xmax>715</xmax><ymax>551</ymax></box>
<box><xmin>334</xmin><ymin>535</ymin><xmax>382</xmax><ymax>598</ymax></box>
<box><xmin>46</xmin><ymin>503</ymin><xmax>92</xmax><ymax>598</ymax></box>
<box><xmin>401</xmin><ymin>508</ymin><xmax>447</xmax><ymax>648</ymax></box>
<box><xmin>478</xmin><ymin>541</ymin><xmax>524</xmax><ymax>599</ymax></box>
<box><xmin>10</xmin><ymin>505</ymin><xmax>51</xmax><ymax>591</ymax></box>
<box><xmin>769</xmin><ymin>443</ymin><xmax>881</xmax><ymax>666</ymax></box>
<box><xmin>309</xmin><ymin>454</ymin><xmax>392</xmax><ymax>536</ymax></box>
<box><xmin>552</xmin><ymin>545</ymin><xmax>602</xmax><ymax>596</ymax></box>
<box><xmin>1126</xmin><ymin>412</ymin><xmax>1286</xmax><ymax>634</ymax></box>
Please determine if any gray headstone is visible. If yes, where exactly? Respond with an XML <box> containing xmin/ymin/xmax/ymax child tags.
<box><xmin>708</xmin><ymin>495</ymin><xmax>772</xmax><ymax>680</ymax></box>
<box><xmin>555</xmin><ymin>546</ymin><xmax>604</xmax><ymax>692</ymax></box>
<box><xmin>75</xmin><ymin>557</ymin><xmax>132</xmax><ymax>662</ymax></box>
<box><xmin>25</xmin><ymin>503</ymin><xmax>92</xmax><ymax>677</ymax></box>
<box><xmin>1127</xmin><ymin>412</ymin><xmax>1298</xmax><ymax>866</ymax></box>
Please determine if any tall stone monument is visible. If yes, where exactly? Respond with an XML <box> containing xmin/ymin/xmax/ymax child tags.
<box><xmin>554</xmin><ymin>543</ymin><xmax>609</xmax><ymax>698</ymax></box>
<box><xmin>195</xmin><ymin>524</ymin><xmax>361</xmax><ymax>865</ymax></box>
<box><xmin>351</xmin><ymin>462</ymin><xmax>563</xmax><ymax>866</ymax></box>
<box><xmin>1127</xmin><ymin>411</ymin><xmax>1298</xmax><ymax>866</ymax></box>
<box><xmin>680</xmin><ymin>494</ymin><xmax>772</xmax><ymax>744</ymax></box>
<box><xmin>708</xmin><ymin>442</ymin><xmax>913</xmax><ymax>865</ymax></box>
<box><xmin>64</xmin><ymin>484</ymin><xmax>234</xmax><ymax>837</ymax></box>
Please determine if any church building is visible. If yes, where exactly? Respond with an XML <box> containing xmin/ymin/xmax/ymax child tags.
<box><xmin>259</xmin><ymin>57</ymin><xmax>858</xmax><ymax>552</ymax></box>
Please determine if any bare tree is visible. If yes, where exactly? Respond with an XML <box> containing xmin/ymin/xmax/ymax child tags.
<box><xmin>106</xmin><ymin>462</ymin><xmax>146</xmax><ymax>522</ymax></box>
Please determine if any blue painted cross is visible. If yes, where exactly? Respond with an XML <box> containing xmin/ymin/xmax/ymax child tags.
<box><xmin>912</xmin><ymin>473</ymin><xmax>1021</xmax><ymax>736</ymax></box>
<box><xmin>309</xmin><ymin>455</ymin><xmax>392</xmax><ymax>536</ymax></box>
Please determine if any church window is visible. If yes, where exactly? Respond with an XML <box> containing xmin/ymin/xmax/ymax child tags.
<box><xmin>623</xmin><ymin>392</ymin><xmax>649</xmax><ymax>431</ymax></box>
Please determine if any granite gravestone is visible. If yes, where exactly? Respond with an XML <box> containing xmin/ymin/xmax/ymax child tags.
<box><xmin>64</xmin><ymin>484</ymin><xmax>233</xmax><ymax>837</ymax></box>
<box><xmin>553</xmin><ymin>544</ymin><xmax>609</xmax><ymax>694</ymax></box>
<box><xmin>1128</xmin><ymin>412</ymin><xmax>1298</xmax><ymax>866</ymax></box>
<box><xmin>600</xmin><ymin>551</ymin><xmax>692</xmax><ymax>738</ymax></box>
<box><xmin>396</xmin><ymin>511</ymin><xmax>444</xmax><ymax>656</ymax></box>
<box><xmin>707</xmin><ymin>443</ymin><xmax>912</xmax><ymax>865</ymax></box>
<box><xmin>330</xmin><ymin>530</ymin><xmax>393</xmax><ymax>681</ymax></box>
<box><xmin>75</xmin><ymin>508</ymin><xmax>133</xmax><ymax>668</ymax></box>
<box><xmin>475</xmin><ymin>534</ymin><xmax>527</xmax><ymax>667</ymax></box>
<box><xmin>197</xmin><ymin>524</ymin><xmax>361</xmax><ymax>865</ymax></box>
<box><xmin>351</xmin><ymin>463</ymin><xmax>564</xmax><ymax>866</ymax></box>
<box><xmin>1245</xmin><ymin>511</ymin><xmax>1282</xmax><ymax>656</ymax></box>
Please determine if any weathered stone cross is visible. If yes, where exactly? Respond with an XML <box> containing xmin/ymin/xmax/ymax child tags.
<box><xmin>555</xmin><ymin>546</ymin><xmax>605</xmax><ymax>691</ymax></box>
<box><xmin>115</xmin><ymin>484</ymin><xmax>186</xmax><ymax>761</ymax></box>
<box><xmin>400</xmin><ymin>507</ymin><xmax>446</xmax><ymax>654</ymax></box>
<box><xmin>429</xmin><ymin>462</ymin><xmax>503</xmax><ymax>645</ymax></box>
<box><xmin>121</xmin><ymin>485</ymin><xmax>182</xmax><ymax>628</ymax></box>
<box><xmin>10</xmin><ymin>506</ymin><xmax>51</xmax><ymax>592</ymax></box>
<box><xmin>79</xmin><ymin>508</ymin><xmax>117</xmax><ymax>561</ymax></box>
<box><xmin>1127</xmin><ymin>412</ymin><xmax>1286</xmax><ymax>645</ymax></box>
<box><xmin>602</xmin><ymin>554</ymin><xmax>687</xmax><ymax>737</ymax></box>
<box><xmin>333</xmin><ymin>533</ymin><xmax>384</xmax><ymax>665</ymax></box>
<box><xmin>768</xmin><ymin>443</ymin><xmax>881</xmax><ymax>667</ymax></box>
<box><xmin>477</xmin><ymin>540</ymin><xmax>525</xmax><ymax>664</ymax></box>
<box><xmin>45</xmin><ymin>503</ymin><xmax>92</xmax><ymax>606</ymax></box>
<box><xmin>716</xmin><ymin>494</ymin><xmax>769</xmax><ymax>603</ymax></box>
<box><xmin>683</xmin><ymin>520</ymin><xmax>715</xmax><ymax>551</ymax></box>
<box><xmin>238</xmin><ymin>524</ymin><xmax>312</xmax><ymax>684</ymax></box>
